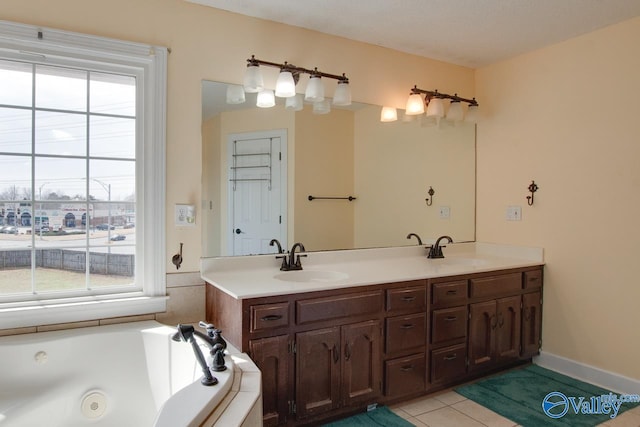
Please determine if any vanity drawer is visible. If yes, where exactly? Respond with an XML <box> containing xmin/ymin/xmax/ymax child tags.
<box><xmin>385</xmin><ymin>312</ymin><xmax>426</xmax><ymax>353</ymax></box>
<box><xmin>432</xmin><ymin>280</ymin><xmax>467</xmax><ymax>307</ymax></box>
<box><xmin>386</xmin><ymin>283</ymin><xmax>426</xmax><ymax>312</ymax></box>
<box><xmin>431</xmin><ymin>306</ymin><xmax>467</xmax><ymax>344</ymax></box>
<box><xmin>431</xmin><ymin>343</ymin><xmax>467</xmax><ymax>385</ymax></box>
<box><xmin>524</xmin><ymin>269</ymin><xmax>542</xmax><ymax>290</ymax></box>
<box><xmin>470</xmin><ymin>273</ymin><xmax>521</xmax><ymax>299</ymax></box>
<box><xmin>385</xmin><ymin>353</ymin><xmax>426</xmax><ymax>398</ymax></box>
<box><xmin>296</xmin><ymin>290</ymin><xmax>383</xmax><ymax>325</ymax></box>
<box><xmin>250</xmin><ymin>302</ymin><xmax>290</xmax><ymax>332</ymax></box>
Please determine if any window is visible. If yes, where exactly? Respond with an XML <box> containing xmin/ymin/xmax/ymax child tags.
<box><xmin>0</xmin><ymin>21</ymin><xmax>167</xmax><ymax>328</ymax></box>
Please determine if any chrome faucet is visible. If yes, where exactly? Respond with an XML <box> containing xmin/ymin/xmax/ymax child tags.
<box><xmin>406</xmin><ymin>233</ymin><xmax>423</xmax><ymax>245</ymax></box>
<box><xmin>428</xmin><ymin>235</ymin><xmax>453</xmax><ymax>259</ymax></box>
<box><xmin>288</xmin><ymin>242</ymin><xmax>307</xmax><ymax>271</ymax></box>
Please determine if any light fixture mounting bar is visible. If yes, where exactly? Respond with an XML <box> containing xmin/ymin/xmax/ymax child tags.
<box><xmin>247</xmin><ymin>55</ymin><xmax>349</xmax><ymax>82</ymax></box>
<box><xmin>410</xmin><ymin>85</ymin><xmax>478</xmax><ymax>106</ymax></box>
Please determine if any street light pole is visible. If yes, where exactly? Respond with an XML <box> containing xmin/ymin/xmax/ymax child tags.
<box><xmin>38</xmin><ymin>182</ymin><xmax>49</xmax><ymax>240</ymax></box>
<box><xmin>92</xmin><ymin>179</ymin><xmax>112</xmax><ymax>244</ymax></box>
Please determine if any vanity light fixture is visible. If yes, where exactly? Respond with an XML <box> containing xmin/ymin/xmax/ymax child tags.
<box><xmin>285</xmin><ymin>93</ymin><xmax>304</xmax><ymax>111</ymax></box>
<box><xmin>242</xmin><ymin>55</ymin><xmax>351</xmax><ymax>108</ymax></box>
<box><xmin>226</xmin><ymin>84</ymin><xmax>245</xmax><ymax>104</ymax></box>
<box><xmin>380</xmin><ymin>106</ymin><xmax>398</xmax><ymax>122</ymax></box>
<box><xmin>275</xmin><ymin>66</ymin><xmax>296</xmax><ymax>98</ymax></box>
<box><xmin>405</xmin><ymin>86</ymin><xmax>479</xmax><ymax>122</ymax></box>
<box><xmin>256</xmin><ymin>89</ymin><xmax>275</xmax><ymax>108</ymax></box>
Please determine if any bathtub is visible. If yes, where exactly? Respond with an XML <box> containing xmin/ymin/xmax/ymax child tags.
<box><xmin>0</xmin><ymin>321</ymin><xmax>249</xmax><ymax>427</ymax></box>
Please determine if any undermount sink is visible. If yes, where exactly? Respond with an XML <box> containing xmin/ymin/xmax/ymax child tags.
<box><xmin>274</xmin><ymin>270</ymin><xmax>349</xmax><ymax>283</ymax></box>
<box><xmin>431</xmin><ymin>257</ymin><xmax>489</xmax><ymax>267</ymax></box>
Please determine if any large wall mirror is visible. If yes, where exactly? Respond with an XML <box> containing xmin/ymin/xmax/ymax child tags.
<box><xmin>201</xmin><ymin>80</ymin><xmax>476</xmax><ymax>257</ymax></box>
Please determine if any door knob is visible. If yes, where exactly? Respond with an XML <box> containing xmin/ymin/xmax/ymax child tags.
<box><xmin>235</xmin><ymin>228</ymin><xmax>242</xmax><ymax>234</ymax></box>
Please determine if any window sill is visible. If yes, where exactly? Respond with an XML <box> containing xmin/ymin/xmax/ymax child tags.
<box><xmin>0</xmin><ymin>294</ymin><xmax>168</xmax><ymax>329</ymax></box>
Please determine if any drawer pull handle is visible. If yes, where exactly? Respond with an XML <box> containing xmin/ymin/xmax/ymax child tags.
<box><xmin>444</xmin><ymin>316</ymin><xmax>457</xmax><ymax>322</ymax></box>
<box><xmin>401</xmin><ymin>296</ymin><xmax>416</xmax><ymax>302</ymax></box>
<box><xmin>261</xmin><ymin>314</ymin><xmax>283</xmax><ymax>321</ymax></box>
<box><xmin>400</xmin><ymin>365</ymin><xmax>414</xmax><ymax>372</ymax></box>
<box><xmin>446</xmin><ymin>290</ymin><xmax>458</xmax><ymax>295</ymax></box>
<box><xmin>400</xmin><ymin>323</ymin><xmax>415</xmax><ymax>329</ymax></box>
<box><xmin>332</xmin><ymin>345</ymin><xmax>339</xmax><ymax>364</ymax></box>
<box><xmin>444</xmin><ymin>354</ymin><xmax>457</xmax><ymax>361</ymax></box>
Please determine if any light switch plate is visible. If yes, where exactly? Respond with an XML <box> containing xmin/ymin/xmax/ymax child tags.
<box><xmin>175</xmin><ymin>204</ymin><xmax>196</xmax><ymax>226</ymax></box>
<box><xmin>506</xmin><ymin>206</ymin><xmax>522</xmax><ymax>221</ymax></box>
<box><xmin>439</xmin><ymin>206</ymin><xmax>451</xmax><ymax>219</ymax></box>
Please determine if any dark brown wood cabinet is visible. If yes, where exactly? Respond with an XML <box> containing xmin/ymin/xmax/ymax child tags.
<box><xmin>295</xmin><ymin>320</ymin><xmax>382</xmax><ymax>420</ymax></box>
<box><xmin>249</xmin><ymin>335</ymin><xmax>292</xmax><ymax>427</ymax></box>
<box><xmin>522</xmin><ymin>291</ymin><xmax>542</xmax><ymax>358</ymax></box>
<box><xmin>206</xmin><ymin>265</ymin><xmax>543</xmax><ymax>426</ymax></box>
<box><xmin>468</xmin><ymin>296</ymin><xmax>521</xmax><ymax>372</ymax></box>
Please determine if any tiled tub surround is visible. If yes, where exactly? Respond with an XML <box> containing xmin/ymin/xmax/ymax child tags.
<box><xmin>0</xmin><ymin>321</ymin><xmax>261</xmax><ymax>427</ymax></box>
<box><xmin>201</xmin><ymin>242</ymin><xmax>544</xmax><ymax>298</ymax></box>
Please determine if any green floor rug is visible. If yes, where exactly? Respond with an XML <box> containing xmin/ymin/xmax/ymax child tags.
<box><xmin>321</xmin><ymin>406</ymin><xmax>414</xmax><ymax>427</ymax></box>
<box><xmin>455</xmin><ymin>365</ymin><xmax>639</xmax><ymax>427</ymax></box>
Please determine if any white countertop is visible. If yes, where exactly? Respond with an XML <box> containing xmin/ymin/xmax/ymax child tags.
<box><xmin>200</xmin><ymin>242</ymin><xmax>544</xmax><ymax>300</ymax></box>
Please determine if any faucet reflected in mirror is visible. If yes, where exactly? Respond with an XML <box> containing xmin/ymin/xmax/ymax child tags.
<box><xmin>201</xmin><ymin>80</ymin><xmax>476</xmax><ymax>257</ymax></box>
<box><xmin>406</xmin><ymin>233</ymin><xmax>423</xmax><ymax>245</ymax></box>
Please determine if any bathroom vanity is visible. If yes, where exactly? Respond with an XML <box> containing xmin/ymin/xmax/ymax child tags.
<box><xmin>202</xmin><ymin>243</ymin><xmax>543</xmax><ymax>426</ymax></box>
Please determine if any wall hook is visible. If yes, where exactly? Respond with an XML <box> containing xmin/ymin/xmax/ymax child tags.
<box><xmin>172</xmin><ymin>243</ymin><xmax>183</xmax><ymax>270</ymax></box>
<box><xmin>526</xmin><ymin>181</ymin><xmax>539</xmax><ymax>206</ymax></box>
<box><xmin>425</xmin><ymin>186</ymin><xmax>435</xmax><ymax>206</ymax></box>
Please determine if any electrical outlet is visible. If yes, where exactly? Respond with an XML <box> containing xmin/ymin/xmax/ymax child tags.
<box><xmin>506</xmin><ymin>206</ymin><xmax>522</xmax><ymax>221</ymax></box>
<box><xmin>439</xmin><ymin>206</ymin><xmax>451</xmax><ymax>219</ymax></box>
<box><xmin>175</xmin><ymin>204</ymin><xmax>196</xmax><ymax>226</ymax></box>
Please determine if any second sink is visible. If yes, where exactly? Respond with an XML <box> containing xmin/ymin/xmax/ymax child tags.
<box><xmin>274</xmin><ymin>270</ymin><xmax>349</xmax><ymax>283</ymax></box>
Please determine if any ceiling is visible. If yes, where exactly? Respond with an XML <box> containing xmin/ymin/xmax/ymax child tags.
<box><xmin>188</xmin><ymin>0</ymin><xmax>640</xmax><ymax>68</ymax></box>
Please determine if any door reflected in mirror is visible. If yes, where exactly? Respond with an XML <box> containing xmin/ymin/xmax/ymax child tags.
<box><xmin>202</xmin><ymin>81</ymin><xmax>475</xmax><ymax>257</ymax></box>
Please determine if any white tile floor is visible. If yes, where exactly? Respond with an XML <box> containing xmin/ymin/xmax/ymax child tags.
<box><xmin>390</xmin><ymin>390</ymin><xmax>640</xmax><ymax>427</ymax></box>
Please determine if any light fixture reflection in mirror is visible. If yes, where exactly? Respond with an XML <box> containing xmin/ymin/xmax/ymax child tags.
<box><xmin>201</xmin><ymin>80</ymin><xmax>476</xmax><ymax>257</ymax></box>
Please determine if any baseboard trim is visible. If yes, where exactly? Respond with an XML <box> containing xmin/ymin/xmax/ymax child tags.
<box><xmin>534</xmin><ymin>351</ymin><xmax>640</xmax><ymax>395</ymax></box>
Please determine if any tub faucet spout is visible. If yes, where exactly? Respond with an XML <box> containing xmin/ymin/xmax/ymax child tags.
<box><xmin>173</xmin><ymin>324</ymin><xmax>218</xmax><ymax>386</ymax></box>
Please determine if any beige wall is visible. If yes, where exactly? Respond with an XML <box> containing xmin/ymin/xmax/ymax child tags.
<box><xmin>294</xmin><ymin>108</ymin><xmax>355</xmax><ymax>251</ymax></box>
<box><xmin>476</xmin><ymin>16</ymin><xmax>640</xmax><ymax>380</ymax></box>
<box><xmin>354</xmin><ymin>105</ymin><xmax>476</xmax><ymax>247</ymax></box>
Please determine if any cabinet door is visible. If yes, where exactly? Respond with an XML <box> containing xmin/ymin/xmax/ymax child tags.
<box><xmin>468</xmin><ymin>300</ymin><xmax>496</xmax><ymax>371</ymax></box>
<box><xmin>249</xmin><ymin>335</ymin><xmax>291</xmax><ymax>427</ymax></box>
<box><xmin>522</xmin><ymin>292</ymin><xmax>542</xmax><ymax>358</ymax></box>
<box><xmin>342</xmin><ymin>320</ymin><xmax>382</xmax><ymax>407</ymax></box>
<box><xmin>495</xmin><ymin>296</ymin><xmax>522</xmax><ymax>362</ymax></box>
<box><xmin>296</xmin><ymin>327</ymin><xmax>341</xmax><ymax>419</ymax></box>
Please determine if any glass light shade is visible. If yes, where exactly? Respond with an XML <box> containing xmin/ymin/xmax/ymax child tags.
<box><xmin>312</xmin><ymin>99</ymin><xmax>330</xmax><ymax>114</ymax></box>
<box><xmin>405</xmin><ymin>93</ymin><xmax>425</xmax><ymax>115</ymax></box>
<box><xmin>332</xmin><ymin>81</ymin><xmax>351</xmax><ymax>106</ymax></box>
<box><xmin>285</xmin><ymin>93</ymin><xmax>304</xmax><ymax>111</ymax></box>
<box><xmin>465</xmin><ymin>104</ymin><xmax>479</xmax><ymax>123</ymax></box>
<box><xmin>275</xmin><ymin>70</ymin><xmax>296</xmax><ymax>98</ymax></box>
<box><xmin>426</xmin><ymin>97</ymin><xmax>445</xmax><ymax>118</ymax></box>
<box><xmin>243</xmin><ymin>64</ymin><xmax>264</xmax><ymax>93</ymax></box>
<box><xmin>256</xmin><ymin>89</ymin><xmax>275</xmax><ymax>108</ymax></box>
<box><xmin>226</xmin><ymin>84</ymin><xmax>246</xmax><ymax>104</ymax></box>
<box><xmin>446</xmin><ymin>100</ymin><xmax>464</xmax><ymax>122</ymax></box>
<box><xmin>380</xmin><ymin>106</ymin><xmax>398</xmax><ymax>122</ymax></box>
<box><xmin>305</xmin><ymin>75</ymin><xmax>324</xmax><ymax>102</ymax></box>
